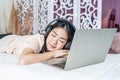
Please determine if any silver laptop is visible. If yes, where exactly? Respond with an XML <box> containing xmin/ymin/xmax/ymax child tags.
<box><xmin>44</xmin><ymin>29</ymin><xmax>116</xmax><ymax>70</ymax></box>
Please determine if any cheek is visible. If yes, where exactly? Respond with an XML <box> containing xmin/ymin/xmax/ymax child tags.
<box><xmin>57</xmin><ymin>42</ymin><xmax>66</xmax><ymax>49</ymax></box>
<box><xmin>46</xmin><ymin>35</ymin><xmax>52</xmax><ymax>43</ymax></box>
<box><xmin>46</xmin><ymin>38</ymin><xmax>50</xmax><ymax>48</ymax></box>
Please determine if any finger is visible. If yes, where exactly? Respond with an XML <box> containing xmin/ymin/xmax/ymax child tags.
<box><xmin>61</xmin><ymin>50</ymin><xmax>69</xmax><ymax>53</ymax></box>
<box><xmin>54</xmin><ymin>52</ymin><xmax>67</xmax><ymax>58</ymax></box>
<box><xmin>62</xmin><ymin>54</ymin><xmax>68</xmax><ymax>58</ymax></box>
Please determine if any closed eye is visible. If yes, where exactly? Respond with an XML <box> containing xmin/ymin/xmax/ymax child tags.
<box><xmin>51</xmin><ymin>34</ymin><xmax>56</xmax><ymax>37</ymax></box>
<box><xmin>59</xmin><ymin>39</ymin><xmax>66</xmax><ymax>44</ymax></box>
<box><xmin>52</xmin><ymin>30</ymin><xmax>67</xmax><ymax>43</ymax></box>
<box><xmin>59</xmin><ymin>40</ymin><xmax>64</xmax><ymax>43</ymax></box>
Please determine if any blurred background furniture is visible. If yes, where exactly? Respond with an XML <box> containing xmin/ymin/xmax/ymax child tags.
<box><xmin>102</xmin><ymin>8</ymin><xmax>120</xmax><ymax>32</ymax></box>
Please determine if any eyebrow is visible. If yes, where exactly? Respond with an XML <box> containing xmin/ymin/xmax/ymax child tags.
<box><xmin>52</xmin><ymin>31</ymin><xmax>67</xmax><ymax>41</ymax></box>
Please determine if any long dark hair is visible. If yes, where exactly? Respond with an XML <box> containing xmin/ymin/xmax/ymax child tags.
<box><xmin>40</xmin><ymin>19</ymin><xmax>76</xmax><ymax>53</ymax></box>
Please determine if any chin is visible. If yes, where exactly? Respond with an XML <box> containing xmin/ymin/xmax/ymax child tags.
<box><xmin>47</xmin><ymin>49</ymin><xmax>54</xmax><ymax>52</ymax></box>
<box><xmin>47</xmin><ymin>47</ymin><xmax>55</xmax><ymax>52</ymax></box>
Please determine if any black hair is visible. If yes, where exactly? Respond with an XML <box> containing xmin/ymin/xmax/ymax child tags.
<box><xmin>40</xmin><ymin>18</ymin><xmax>76</xmax><ymax>53</ymax></box>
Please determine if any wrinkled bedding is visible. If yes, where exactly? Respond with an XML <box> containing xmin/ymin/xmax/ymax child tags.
<box><xmin>0</xmin><ymin>53</ymin><xmax>120</xmax><ymax>80</ymax></box>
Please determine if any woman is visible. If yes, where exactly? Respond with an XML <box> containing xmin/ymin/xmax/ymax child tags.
<box><xmin>0</xmin><ymin>19</ymin><xmax>76</xmax><ymax>65</ymax></box>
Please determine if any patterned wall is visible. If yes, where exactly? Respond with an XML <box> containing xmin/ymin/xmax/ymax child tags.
<box><xmin>79</xmin><ymin>0</ymin><xmax>101</xmax><ymax>29</ymax></box>
<box><xmin>15</xmin><ymin>0</ymin><xmax>34</xmax><ymax>34</ymax></box>
<box><xmin>14</xmin><ymin>0</ymin><xmax>101</xmax><ymax>34</ymax></box>
<box><xmin>53</xmin><ymin>0</ymin><xmax>74</xmax><ymax>22</ymax></box>
<box><xmin>36</xmin><ymin>0</ymin><xmax>49</xmax><ymax>34</ymax></box>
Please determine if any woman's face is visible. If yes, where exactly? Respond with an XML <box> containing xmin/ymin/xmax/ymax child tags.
<box><xmin>46</xmin><ymin>27</ymin><xmax>68</xmax><ymax>51</ymax></box>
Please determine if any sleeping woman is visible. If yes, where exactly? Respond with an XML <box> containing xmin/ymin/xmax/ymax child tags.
<box><xmin>0</xmin><ymin>19</ymin><xmax>76</xmax><ymax>65</ymax></box>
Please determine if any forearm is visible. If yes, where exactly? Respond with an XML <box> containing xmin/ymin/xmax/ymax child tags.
<box><xmin>19</xmin><ymin>52</ymin><xmax>54</xmax><ymax>65</ymax></box>
<box><xmin>18</xmin><ymin>47</ymin><xmax>68</xmax><ymax>65</ymax></box>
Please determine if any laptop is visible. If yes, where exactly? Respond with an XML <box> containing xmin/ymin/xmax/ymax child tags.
<box><xmin>43</xmin><ymin>29</ymin><xmax>117</xmax><ymax>70</ymax></box>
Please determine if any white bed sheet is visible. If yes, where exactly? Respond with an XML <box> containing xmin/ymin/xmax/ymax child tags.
<box><xmin>0</xmin><ymin>53</ymin><xmax>120</xmax><ymax>80</ymax></box>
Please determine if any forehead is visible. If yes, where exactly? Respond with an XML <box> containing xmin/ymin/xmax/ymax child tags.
<box><xmin>52</xmin><ymin>27</ymin><xmax>67</xmax><ymax>33</ymax></box>
<box><xmin>51</xmin><ymin>27</ymin><xmax>68</xmax><ymax>38</ymax></box>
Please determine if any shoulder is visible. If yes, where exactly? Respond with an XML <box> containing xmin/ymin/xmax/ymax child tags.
<box><xmin>31</xmin><ymin>34</ymin><xmax>45</xmax><ymax>42</ymax></box>
<box><xmin>0</xmin><ymin>34</ymin><xmax>20</xmax><ymax>41</ymax></box>
<box><xmin>34</xmin><ymin>34</ymin><xmax>45</xmax><ymax>47</ymax></box>
<box><xmin>24</xmin><ymin>34</ymin><xmax>45</xmax><ymax>53</ymax></box>
<box><xmin>23</xmin><ymin>33</ymin><xmax>44</xmax><ymax>38</ymax></box>
<box><xmin>34</xmin><ymin>33</ymin><xmax>44</xmax><ymax>38</ymax></box>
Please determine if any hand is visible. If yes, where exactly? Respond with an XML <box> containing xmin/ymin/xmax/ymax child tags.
<box><xmin>53</xmin><ymin>50</ymin><xmax>69</xmax><ymax>58</ymax></box>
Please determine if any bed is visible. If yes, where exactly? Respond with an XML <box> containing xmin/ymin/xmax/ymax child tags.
<box><xmin>0</xmin><ymin>53</ymin><xmax>120</xmax><ymax>80</ymax></box>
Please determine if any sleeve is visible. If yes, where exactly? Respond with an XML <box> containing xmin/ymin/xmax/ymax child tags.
<box><xmin>0</xmin><ymin>35</ymin><xmax>19</xmax><ymax>54</ymax></box>
<box><xmin>25</xmin><ymin>34</ymin><xmax>44</xmax><ymax>53</ymax></box>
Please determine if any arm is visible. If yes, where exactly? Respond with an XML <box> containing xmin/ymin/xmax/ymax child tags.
<box><xmin>18</xmin><ymin>47</ymin><xmax>68</xmax><ymax>65</ymax></box>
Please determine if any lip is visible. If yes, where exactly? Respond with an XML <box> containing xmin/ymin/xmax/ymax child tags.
<box><xmin>49</xmin><ymin>43</ymin><xmax>56</xmax><ymax>48</ymax></box>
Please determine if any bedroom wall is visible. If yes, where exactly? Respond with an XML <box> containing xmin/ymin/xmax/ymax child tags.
<box><xmin>36</xmin><ymin>0</ymin><xmax>102</xmax><ymax>33</ymax></box>
<box><xmin>14</xmin><ymin>0</ymin><xmax>101</xmax><ymax>34</ymax></box>
<box><xmin>0</xmin><ymin>0</ymin><xmax>12</xmax><ymax>34</ymax></box>
<box><xmin>102</xmin><ymin>0</ymin><xmax>120</xmax><ymax>26</ymax></box>
<box><xmin>0</xmin><ymin>0</ymin><xmax>102</xmax><ymax>34</ymax></box>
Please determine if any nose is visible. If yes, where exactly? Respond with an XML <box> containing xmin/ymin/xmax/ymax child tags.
<box><xmin>52</xmin><ymin>37</ymin><xmax>58</xmax><ymax>45</ymax></box>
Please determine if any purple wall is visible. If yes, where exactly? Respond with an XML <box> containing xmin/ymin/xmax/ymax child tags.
<box><xmin>102</xmin><ymin>0</ymin><xmax>120</xmax><ymax>25</ymax></box>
